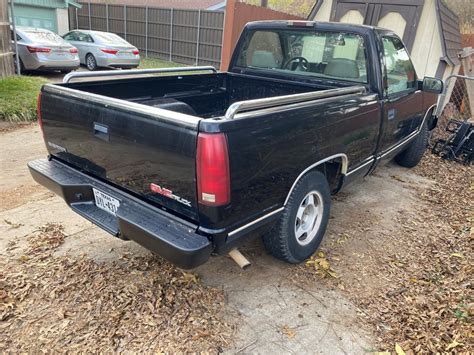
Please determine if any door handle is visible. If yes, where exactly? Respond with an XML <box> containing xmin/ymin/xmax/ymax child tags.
<box><xmin>388</xmin><ymin>109</ymin><xmax>396</xmax><ymax>121</ymax></box>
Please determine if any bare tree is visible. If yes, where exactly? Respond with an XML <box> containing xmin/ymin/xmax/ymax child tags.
<box><xmin>443</xmin><ymin>0</ymin><xmax>473</xmax><ymax>33</ymax></box>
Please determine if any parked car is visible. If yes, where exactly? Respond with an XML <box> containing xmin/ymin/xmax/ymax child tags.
<box><xmin>29</xmin><ymin>21</ymin><xmax>443</xmax><ymax>269</ymax></box>
<box><xmin>12</xmin><ymin>27</ymin><xmax>79</xmax><ymax>73</ymax></box>
<box><xmin>62</xmin><ymin>30</ymin><xmax>140</xmax><ymax>70</ymax></box>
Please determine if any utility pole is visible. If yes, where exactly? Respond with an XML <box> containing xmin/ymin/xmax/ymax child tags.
<box><xmin>261</xmin><ymin>0</ymin><xmax>268</xmax><ymax>7</ymax></box>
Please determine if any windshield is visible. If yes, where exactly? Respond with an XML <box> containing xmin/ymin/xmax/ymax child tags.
<box><xmin>93</xmin><ymin>32</ymin><xmax>130</xmax><ymax>46</ymax></box>
<box><xmin>236</xmin><ymin>29</ymin><xmax>368</xmax><ymax>83</ymax></box>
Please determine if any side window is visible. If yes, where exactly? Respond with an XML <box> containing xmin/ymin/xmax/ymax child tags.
<box><xmin>237</xmin><ymin>31</ymin><xmax>283</xmax><ymax>69</ymax></box>
<box><xmin>76</xmin><ymin>32</ymin><xmax>93</xmax><ymax>43</ymax></box>
<box><xmin>11</xmin><ymin>31</ymin><xmax>22</xmax><ymax>41</ymax></box>
<box><xmin>382</xmin><ymin>36</ymin><xmax>417</xmax><ymax>95</ymax></box>
<box><xmin>77</xmin><ymin>32</ymin><xmax>86</xmax><ymax>42</ymax></box>
<box><xmin>63</xmin><ymin>32</ymin><xmax>76</xmax><ymax>41</ymax></box>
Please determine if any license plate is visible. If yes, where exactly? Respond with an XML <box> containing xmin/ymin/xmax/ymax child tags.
<box><xmin>93</xmin><ymin>188</ymin><xmax>120</xmax><ymax>216</ymax></box>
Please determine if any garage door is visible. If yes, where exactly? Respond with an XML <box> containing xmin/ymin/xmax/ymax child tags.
<box><xmin>14</xmin><ymin>5</ymin><xmax>57</xmax><ymax>33</ymax></box>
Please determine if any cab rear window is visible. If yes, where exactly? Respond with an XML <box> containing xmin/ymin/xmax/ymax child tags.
<box><xmin>236</xmin><ymin>29</ymin><xmax>368</xmax><ymax>83</ymax></box>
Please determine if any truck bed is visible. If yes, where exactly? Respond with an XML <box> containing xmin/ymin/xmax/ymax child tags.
<box><xmin>63</xmin><ymin>72</ymin><xmax>332</xmax><ymax>119</ymax></box>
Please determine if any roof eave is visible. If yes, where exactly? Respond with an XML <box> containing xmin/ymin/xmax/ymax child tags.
<box><xmin>65</xmin><ymin>0</ymin><xmax>82</xmax><ymax>8</ymax></box>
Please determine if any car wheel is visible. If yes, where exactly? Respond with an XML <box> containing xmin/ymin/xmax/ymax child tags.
<box><xmin>14</xmin><ymin>56</ymin><xmax>25</xmax><ymax>74</ymax></box>
<box><xmin>86</xmin><ymin>54</ymin><xmax>98</xmax><ymax>71</ymax></box>
<box><xmin>395</xmin><ymin>121</ymin><xmax>429</xmax><ymax>168</ymax></box>
<box><xmin>263</xmin><ymin>171</ymin><xmax>331</xmax><ymax>263</ymax></box>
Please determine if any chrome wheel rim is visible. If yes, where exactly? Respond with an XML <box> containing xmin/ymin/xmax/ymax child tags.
<box><xmin>87</xmin><ymin>56</ymin><xmax>95</xmax><ymax>70</ymax></box>
<box><xmin>294</xmin><ymin>191</ymin><xmax>323</xmax><ymax>246</ymax></box>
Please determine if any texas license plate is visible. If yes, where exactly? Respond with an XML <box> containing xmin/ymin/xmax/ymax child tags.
<box><xmin>93</xmin><ymin>188</ymin><xmax>120</xmax><ymax>215</ymax></box>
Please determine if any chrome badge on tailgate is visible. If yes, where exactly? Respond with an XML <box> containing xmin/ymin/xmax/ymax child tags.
<box><xmin>150</xmin><ymin>183</ymin><xmax>192</xmax><ymax>207</ymax></box>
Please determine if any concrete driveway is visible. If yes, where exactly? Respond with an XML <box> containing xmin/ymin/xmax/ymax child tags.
<box><xmin>2</xmin><ymin>124</ymin><xmax>441</xmax><ymax>353</ymax></box>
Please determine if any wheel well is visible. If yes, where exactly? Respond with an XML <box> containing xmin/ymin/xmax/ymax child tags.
<box><xmin>284</xmin><ymin>154</ymin><xmax>348</xmax><ymax>205</ymax></box>
<box><xmin>426</xmin><ymin>106</ymin><xmax>438</xmax><ymax>131</ymax></box>
<box><xmin>315</xmin><ymin>160</ymin><xmax>344</xmax><ymax>192</ymax></box>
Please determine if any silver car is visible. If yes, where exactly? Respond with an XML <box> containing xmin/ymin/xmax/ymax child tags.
<box><xmin>62</xmin><ymin>30</ymin><xmax>140</xmax><ymax>71</ymax></box>
<box><xmin>13</xmin><ymin>27</ymin><xmax>80</xmax><ymax>73</ymax></box>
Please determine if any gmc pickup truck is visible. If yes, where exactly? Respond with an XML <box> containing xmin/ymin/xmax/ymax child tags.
<box><xmin>29</xmin><ymin>21</ymin><xmax>443</xmax><ymax>269</ymax></box>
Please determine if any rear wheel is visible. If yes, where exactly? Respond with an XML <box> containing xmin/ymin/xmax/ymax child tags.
<box><xmin>14</xmin><ymin>56</ymin><xmax>25</xmax><ymax>74</ymax></box>
<box><xmin>395</xmin><ymin>121</ymin><xmax>429</xmax><ymax>168</ymax></box>
<box><xmin>263</xmin><ymin>171</ymin><xmax>331</xmax><ymax>263</ymax></box>
<box><xmin>86</xmin><ymin>54</ymin><xmax>98</xmax><ymax>71</ymax></box>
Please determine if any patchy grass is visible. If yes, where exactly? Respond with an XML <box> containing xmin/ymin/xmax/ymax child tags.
<box><xmin>0</xmin><ymin>76</ymin><xmax>49</xmax><ymax>122</ymax></box>
<box><xmin>138</xmin><ymin>57</ymin><xmax>184</xmax><ymax>69</ymax></box>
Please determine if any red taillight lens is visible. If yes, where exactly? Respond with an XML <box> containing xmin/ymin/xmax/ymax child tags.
<box><xmin>101</xmin><ymin>48</ymin><xmax>118</xmax><ymax>55</ymax></box>
<box><xmin>27</xmin><ymin>46</ymin><xmax>51</xmax><ymax>53</ymax></box>
<box><xmin>196</xmin><ymin>133</ymin><xmax>230</xmax><ymax>206</ymax></box>
<box><xmin>132</xmin><ymin>49</ymin><xmax>139</xmax><ymax>55</ymax></box>
<box><xmin>37</xmin><ymin>92</ymin><xmax>43</xmax><ymax>132</ymax></box>
<box><xmin>69</xmin><ymin>47</ymin><xmax>78</xmax><ymax>54</ymax></box>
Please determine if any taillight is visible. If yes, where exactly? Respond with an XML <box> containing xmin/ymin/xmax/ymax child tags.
<box><xmin>132</xmin><ymin>49</ymin><xmax>139</xmax><ymax>55</ymax></box>
<box><xmin>69</xmin><ymin>47</ymin><xmax>78</xmax><ymax>54</ymax></box>
<box><xmin>196</xmin><ymin>133</ymin><xmax>230</xmax><ymax>206</ymax></box>
<box><xmin>27</xmin><ymin>46</ymin><xmax>51</xmax><ymax>53</ymax></box>
<box><xmin>37</xmin><ymin>92</ymin><xmax>43</xmax><ymax>132</ymax></box>
<box><xmin>101</xmin><ymin>48</ymin><xmax>118</xmax><ymax>55</ymax></box>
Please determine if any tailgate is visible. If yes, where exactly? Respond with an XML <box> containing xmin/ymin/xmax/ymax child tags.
<box><xmin>39</xmin><ymin>84</ymin><xmax>201</xmax><ymax>221</ymax></box>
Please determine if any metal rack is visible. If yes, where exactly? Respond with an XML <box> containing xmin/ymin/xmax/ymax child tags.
<box><xmin>224</xmin><ymin>86</ymin><xmax>367</xmax><ymax>120</ymax></box>
<box><xmin>62</xmin><ymin>66</ymin><xmax>218</xmax><ymax>83</ymax></box>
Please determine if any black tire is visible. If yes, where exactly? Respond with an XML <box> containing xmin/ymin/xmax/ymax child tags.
<box><xmin>14</xmin><ymin>56</ymin><xmax>25</xmax><ymax>74</ymax></box>
<box><xmin>395</xmin><ymin>121</ymin><xmax>429</xmax><ymax>168</ymax></box>
<box><xmin>263</xmin><ymin>171</ymin><xmax>331</xmax><ymax>263</ymax></box>
<box><xmin>86</xmin><ymin>54</ymin><xmax>98</xmax><ymax>71</ymax></box>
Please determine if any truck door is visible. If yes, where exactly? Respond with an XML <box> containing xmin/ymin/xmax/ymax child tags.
<box><xmin>378</xmin><ymin>34</ymin><xmax>423</xmax><ymax>154</ymax></box>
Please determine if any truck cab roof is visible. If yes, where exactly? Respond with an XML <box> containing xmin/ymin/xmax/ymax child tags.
<box><xmin>244</xmin><ymin>20</ymin><xmax>393</xmax><ymax>36</ymax></box>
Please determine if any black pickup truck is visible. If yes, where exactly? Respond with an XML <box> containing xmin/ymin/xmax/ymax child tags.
<box><xmin>29</xmin><ymin>21</ymin><xmax>443</xmax><ymax>269</ymax></box>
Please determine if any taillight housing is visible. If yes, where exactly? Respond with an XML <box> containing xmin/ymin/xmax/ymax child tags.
<box><xmin>196</xmin><ymin>133</ymin><xmax>230</xmax><ymax>206</ymax></box>
<box><xmin>132</xmin><ymin>49</ymin><xmax>139</xmax><ymax>55</ymax></box>
<box><xmin>37</xmin><ymin>92</ymin><xmax>43</xmax><ymax>133</ymax></box>
<box><xmin>27</xmin><ymin>46</ymin><xmax>51</xmax><ymax>53</ymax></box>
<box><xmin>69</xmin><ymin>47</ymin><xmax>78</xmax><ymax>54</ymax></box>
<box><xmin>101</xmin><ymin>48</ymin><xmax>118</xmax><ymax>55</ymax></box>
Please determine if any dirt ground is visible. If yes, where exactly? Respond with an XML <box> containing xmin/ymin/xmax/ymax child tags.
<box><xmin>0</xmin><ymin>125</ymin><xmax>472</xmax><ymax>353</ymax></box>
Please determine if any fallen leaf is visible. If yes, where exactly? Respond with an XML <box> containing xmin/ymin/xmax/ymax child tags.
<box><xmin>446</xmin><ymin>339</ymin><xmax>463</xmax><ymax>351</ymax></box>
<box><xmin>281</xmin><ymin>325</ymin><xmax>296</xmax><ymax>339</ymax></box>
<box><xmin>395</xmin><ymin>343</ymin><xmax>406</xmax><ymax>355</ymax></box>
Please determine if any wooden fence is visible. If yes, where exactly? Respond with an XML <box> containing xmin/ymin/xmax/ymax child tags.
<box><xmin>69</xmin><ymin>2</ymin><xmax>224</xmax><ymax>67</ymax></box>
<box><xmin>0</xmin><ymin>0</ymin><xmax>15</xmax><ymax>78</ymax></box>
<box><xmin>220</xmin><ymin>0</ymin><xmax>303</xmax><ymax>71</ymax></box>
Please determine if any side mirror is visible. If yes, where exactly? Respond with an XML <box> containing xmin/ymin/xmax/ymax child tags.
<box><xmin>422</xmin><ymin>77</ymin><xmax>443</xmax><ymax>94</ymax></box>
